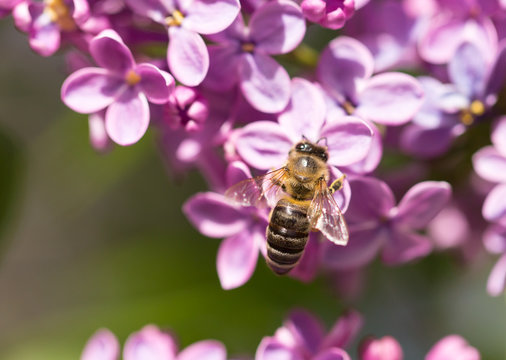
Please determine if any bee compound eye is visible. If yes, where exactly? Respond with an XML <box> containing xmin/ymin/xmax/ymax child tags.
<box><xmin>296</xmin><ymin>143</ymin><xmax>305</xmax><ymax>150</ymax></box>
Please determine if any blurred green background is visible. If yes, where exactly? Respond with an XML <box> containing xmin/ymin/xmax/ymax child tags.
<box><xmin>0</xmin><ymin>20</ymin><xmax>505</xmax><ymax>360</ymax></box>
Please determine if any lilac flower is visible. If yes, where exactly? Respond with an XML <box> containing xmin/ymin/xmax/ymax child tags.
<box><xmin>317</xmin><ymin>36</ymin><xmax>424</xmax><ymax>126</ymax></box>
<box><xmin>401</xmin><ymin>41</ymin><xmax>506</xmax><ymax>158</ymax></box>
<box><xmin>417</xmin><ymin>0</ymin><xmax>500</xmax><ymax>64</ymax></box>
<box><xmin>12</xmin><ymin>0</ymin><xmax>90</xmax><ymax>56</ymax></box>
<box><xmin>163</xmin><ymin>86</ymin><xmax>209</xmax><ymax>132</ymax></box>
<box><xmin>81</xmin><ymin>325</ymin><xmax>227</xmax><ymax>360</ymax></box>
<box><xmin>183</xmin><ymin>161</ymin><xmax>269</xmax><ymax>289</ymax></box>
<box><xmin>124</xmin><ymin>325</ymin><xmax>226</xmax><ymax>360</ymax></box>
<box><xmin>256</xmin><ymin>309</ymin><xmax>362</xmax><ymax>360</ymax></box>
<box><xmin>359</xmin><ymin>336</ymin><xmax>403</xmax><ymax>360</ymax></box>
<box><xmin>344</xmin><ymin>0</ymin><xmax>422</xmax><ymax>72</ymax></box>
<box><xmin>81</xmin><ymin>329</ymin><xmax>120</xmax><ymax>360</ymax></box>
<box><xmin>203</xmin><ymin>0</ymin><xmax>306</xmax><ymax>113</ymax></box>
<box><xmin>425</xmin><ymin>335</ymin><xmax>480</xmax><ymax>360</ymax></box>
<box><xmin>231</xmin><ymin>77</ymin><xmax>374</xmax><ymax>212</ymax></box>
<box><xmin>61</xmin><ymin>29</ymin><xmax>175</xmax><ymax>146</ymax></box>
<box><xmin>125</xmin><ymin>0</ymin><xmax>240</xmax><ymax>86</ymax></box>
<box><xmin>323</xmin><ymin>177</ymin><xmax>451</xmax><ymax>269</ymax></box>
<box><xmin>300</xmin><ymin>0</ymin><xmax>354</xmax><ymax>30</ymax></box>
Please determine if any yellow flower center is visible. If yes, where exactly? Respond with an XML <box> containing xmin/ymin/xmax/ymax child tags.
<box><xmin>241</xmin><ymin>42</ymin><xmax>255</xmax><ymax>53</ymax></box>
<box><xmin>342</xmin><ymin>100</ymin><xmax>355</xmax><ymax>115</ymax></box>
<box><xmin>125</xmin><ymin>70</ymin><xmax>141</xmax><ymax>86</ymax></box>
<box><xmin>460</xmin><ymin>100</ymin><xmax>485</xmax><ymax>126</ymax></box>
<box><xmin>165</xmin><ymin>10</ymin><xmax>184</xmax><ymax>27</ymax></box>
<box><xmin>44</xmin><ymin>0</ymin><xmax>76</xmax><ymax>31</ymax></box>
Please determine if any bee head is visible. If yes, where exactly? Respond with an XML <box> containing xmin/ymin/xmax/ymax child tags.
<box><xmin>294</xmin><ymin>141</ymin><xmax>328</xmax><ymax>162</ymax></box>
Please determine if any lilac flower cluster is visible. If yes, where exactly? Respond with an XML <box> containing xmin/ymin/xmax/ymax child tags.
<box><xmin>81</xmin><ymin>311</ymin><xmax>480</xmax><ymax>360</ymax></box>
<box><xmin>2</xmin><ymin>0</ymin><xmax>506</xmax><ymax>356</ymax></box>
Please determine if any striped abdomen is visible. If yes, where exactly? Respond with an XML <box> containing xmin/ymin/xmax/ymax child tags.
<box><xmin>266</xmin><ymin>198</ymin><xmax>310</xmax><ymax>275</ymax></box>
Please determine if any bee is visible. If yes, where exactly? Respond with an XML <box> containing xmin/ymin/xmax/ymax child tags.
<box><xmin>225</xmin><ymin>139</ymin><xmax>349</xmax><ymax>275</ymax></box>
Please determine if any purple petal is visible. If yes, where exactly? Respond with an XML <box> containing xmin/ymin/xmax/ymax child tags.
<box><xmin>320</xmin><ymin>310</ymin><xmax>363</xmax><ymax>350</ymax></box>
<box><xmin>203</xmin><ymin>45</ymin><xmax>241</xmax><ymax>91</ymax></box>
<box><xmin>472</xmin><ymin>146</ymin><xmax>506</xmax><ymax>183</ymax></box>
<box><xmin>417</xmin><ymin>18</ymin><xmax>469</xmax><ymax>64</ymax></box>
<box><xmin>81</xmin><ymin>329</ymin><xmax>120</xmax><ymax>360</ymax></box>
<box><xmin>12</xmin><ymin>1</ymin><xmax>31</xmax><ymax>32</ymax></box>
<box><xmin>313</xmin><ymin>349</ymin><xmax>351</xmax><ymax>360</ymax></box>
<box><xmin>483</xmin><ymin>223</ymin><xmax>506</xmax><ymax>254</ymax></box>
<box><xmin>400</xmin><ymin>125</ymin><xmax>455</xmax><ymax>159</ymax></box>
<box><xmin>183</xmin><ymin>0</ymin><xmax>240</xmax><ymax>35</ymax></box>
<box><xmin>250</xmin><ymin>0</ymin><xmax>306</xmax><ymax>55</ymax></box>
<box><xmin>136</xmin><ymin>63</ymin><xmax>174</xmax><ymax>104</ymax></box>
<box><xmin>426</xmin><ymin>335</ymin><xmax>480</xmax><ymax>360</ymax></box>
<box><xmin>278</xmin><ymin>78</ymin><xmax>326</xmax><ymax>143</ymax></box>
<box><xmin>183</xmin><ymin>192</ymin><xmax>249</xmax><ymax>238</ymax></box>
<box><xmin>88</xmin><ymin>111</ymin><xmax>112</xmax><ymax>152</ymax></box>
<box><xmin>29</xmin><ymin>17</ymin><xmax>61</xmax><ymax>57</ymax></box>
<box><xmin>72</xmin><ymin>0</ymin><xmax>90</xmax><ymax>24</ymax></box>
<box><xmin>356</xmin><ymin>72</ymin><xmax>424</xmax><ymax>125</ymax></box>
<box><xmin>61</xmin><ymin>68</ymin><xmax>124</xmax><ymax>114</ymax></box>
<box><xmin>90</xmin><ymin>29</ymin><xmax>135</xmax><ymax>74</ymax></box>
<box><xmin>123</xmin><ymin>325</ymin><xmax>177</xmax><ymax>360</ymax></box>
<box><xmin>217</xmin><ymin>228</ymin><xmax>260</xmax><ymax>290</ymax></box>
<box><xmin>239</xmin><ymin>53</ymin><xmax>291</xmax><ymax>113</ymax></box>
<box><xmin>359</xmin><ymin>336</ymin><xmax>403</xmax><ymax>360</ymax></box>
<box><xmin>124</xmin><ymin>0</ymin><xmax>170</xmax><ymax>22</ymax></box>
<box><xmin>428</xmin><ymin>205</ymin><xmax>469</xmax><ymax>250</ymax></box>
<box><xmin>168</xmin><ymin>27</ymin><xmax>209</xmax><ymax>86</ymax></box>
<box><xmin>487</xmin><ymin>254</ymin><xmax>506</xmax><ymax>297</ymax></box>
<box><xmin>321</xmin><ymin>116</ymin><xmax>373</xmax><ymax>167</ymax></box>
<box><xmin>448</xmin><ymin>42</ymin><xmax>487</xmax><ymax>99</ymax></box>
<box><xmin>226</xmin><ymin>161</ymin><xmax>253</xmax><ymax>188</ymax></box>
<box><xmin>342</xmin><ymin>121</ymin><xmax>382</xmax><ymax>174</ymax></box>
<box><xmin>255</xmin><ymin>337</ymin><xmax>303</xmax><ymax>360</ymax></box>
<box><xmin>483</xmin><ymin>184</ymin><xmax>506</xmax><ymax>224</ymax></box>
<box><xmin>491</xmin><ymin>116</ymin><xmax>506</xmax><ymax>157</ymax></box>
<box><xmin>345</xmin><ymin>176</ymin><xmax>395</xmax><ymax>223</ymax></box>
<box><xmin>395</xmin><ymin>181</ymin><xmax>452</xmax><ymax>229</ymax></box>
<box><xmin>381</xmin><ymin>229</ymin><xmax>432</xmax><ymax>265</ymax></box>
<box><xmin>105</xmin><ymin>89</ymin><xmax>150</xmax><ymax>146</ymax></box>
<box><xmin>284</xmin><ymin>309</ymin><xmax>325</xmax><ymax>354</ymax></box>
<box><xmin>289</xmin><ymin>234</ymin><xmax>319</xmax><ymax>283</ymax></box>
<box><xmin>485</xmin><ymin>40</ymin><xmax>506</xmax><ymax>98</ymax></box>
<box><xmin>322</xmin><ymin>226</ymin><xmax>383</xmax><ymax>270</ymax></box>
<box><xmin>235</xmin><ymin>121</ymin><xmax>292</xmax><ymax>170</ymax></box>
<box><xmin>177</xmin><ymin>340</ymin><xmax>226</xmax><ymax>360</ymax></box>
<box><xmin>318</xmin><ymin>36</ymin><xmax>374</xmax><ymax>104</ymax></box>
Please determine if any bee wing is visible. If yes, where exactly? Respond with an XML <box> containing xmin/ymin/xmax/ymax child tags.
<box><xmin>224</xmin><ymin>167</ymin><xmax>288</xmax><ymax>207</ymax></box>
<box><xmin>308</xmin><ymin>178</ymin><xmax>349</xmax><ymax>246</ymax></box>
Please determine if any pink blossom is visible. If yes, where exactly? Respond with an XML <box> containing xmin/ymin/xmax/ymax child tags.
<box><xmin>61</xmin><ymin>29</ymin><xmax>175</xmax><ymax>146</ymax></box>
<box><xmin>425</xmin><ymin>335</ymin><xmax>480</xmax><ymax>360</ymax></box>
<box><xmin>256</xmin><ymin>309</ymin><xmax>362</xmax><ymax>360</ymax></box>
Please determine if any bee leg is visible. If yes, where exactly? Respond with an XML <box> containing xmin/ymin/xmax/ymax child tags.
<box><xmin>329</xmin><ymin>174</ymin><xmax>346</xmax><ymax>194</ymax></box>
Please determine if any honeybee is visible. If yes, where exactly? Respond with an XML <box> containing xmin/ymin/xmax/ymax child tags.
<box><xmin>225</xmin><ymin>140</ymin><xmax>349</xmax><ymax>275</ymax></box>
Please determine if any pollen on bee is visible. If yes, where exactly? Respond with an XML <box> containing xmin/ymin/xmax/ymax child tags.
<box><xmin>125</xmin><ymin>70</ymin><xmax>142</xmax><ymax>86</ymax></box>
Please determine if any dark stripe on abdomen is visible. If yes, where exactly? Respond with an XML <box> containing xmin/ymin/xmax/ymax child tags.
<box><xmin>266</xmin><ymin>198</ymin><xmax>310</xmax><ymax>275</ymax></box>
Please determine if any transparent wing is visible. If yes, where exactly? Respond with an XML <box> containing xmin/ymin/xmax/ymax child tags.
<box><xmin>308</xmin><ymin>178</ymin><xmax>349</xmax><ymax>246</ymax></box>
<box><xmin>224</xmin><ymin>167</ymin><xmax>288</xmax><ymax>207</ymax></box>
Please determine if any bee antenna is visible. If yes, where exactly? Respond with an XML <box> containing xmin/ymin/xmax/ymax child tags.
<box><xmin>301</xmin><ymin>135</ymin><xmax>309</xmax><ymax>142</ymax></box>
<box><xmin>317</xmin><ymin>137</ymin><xmax>328</xmax><ymax>147</ymax></box>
